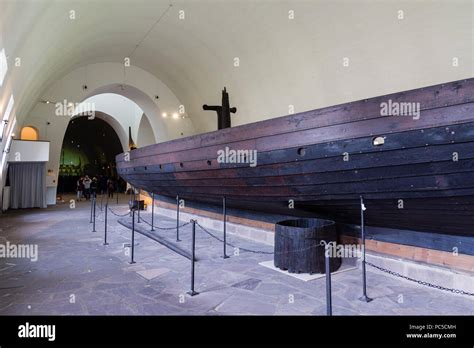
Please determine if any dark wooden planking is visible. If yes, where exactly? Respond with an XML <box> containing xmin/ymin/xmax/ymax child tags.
<box><xmin>121</xmin><ymin>141</ymin><xmax>474</xmax><ymax>193</ymax></box>
<box><xmin>116</xmin><ymin>78</ymin><xmax>474</xmax><ymax>235</ymax></box>
<box><xmin>125</xmin><ymin>160</ymin><xmax>474</xmax><ymax>189</ymax></box>
<box><xmin>149</xmin><ymin>187</ymin><xmax>474</xmax><ymax>203</ymax></box>
<box><xmin>120</xmin><ymin>137</ymin><xmax>474</xmax><ymax>184</ymax></box>
<box><xmin>118</xmin><ymin>102</ymin><xmax>474</xmax><ymax>168</ymax></box>
<box><xmin>117</xmin><ymin>79</ymin><xmax>474</xmax><ymax>162</ymax></box>
<box><xmin>138</xmin><ymin>192</ymin><xmax>473</xmax><ymax>234</ymax></box>
<box><xmin>157</xmin><ymin>195</ymin><xmax>474</xmax><ymax>235</ymax></box>
<box><xmin>120</xmin><ymin>121</ymin><xmax>474</xmax><ymax>177</ymax></box>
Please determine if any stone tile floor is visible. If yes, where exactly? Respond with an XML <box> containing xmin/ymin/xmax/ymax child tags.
<box><xmin>0</xmin><ymin>194</ymin><xmax>473</xmax><ymax>315</ymax></box>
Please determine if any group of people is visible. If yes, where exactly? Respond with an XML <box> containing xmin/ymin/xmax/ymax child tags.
<box><xmin>76</xmin><ymin>175</ymin><xmax>117</xmax><ymax>201</ymax></box>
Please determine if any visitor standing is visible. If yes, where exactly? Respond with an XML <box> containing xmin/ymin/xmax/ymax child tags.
<box><xmin>83</xmin><ymin>175</ymin><xmax>91</xmax><ymax>200</ymax></box>
<box><xmin>76</xmin><ymin>177</ymin><xmax>84</xmax><ymax>201</ymax></box>
<box><xmin>91</xmin><ymin>177</ymin><xmax>98</xmax><ymax>198</ymax></box>
<box><xmin>107</xmin><ymin>178</ymin><xmax>115</xmax><ymax>198</ymax></box>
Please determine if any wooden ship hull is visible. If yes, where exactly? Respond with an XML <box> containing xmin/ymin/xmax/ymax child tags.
<box><xmin>117</xmin><ymin>78</ymin><xmax>474</xmax><ymax>236</ymax></box>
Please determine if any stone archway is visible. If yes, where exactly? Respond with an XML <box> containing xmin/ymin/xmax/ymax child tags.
<box><xmin>58</xmin><ymin>115</ymin><xmax>123</xmax><ymax>193</ymax></box>
<box><xmin>82</xmin><ymin>84</ymin><xmax>166</xmax><ymax>143</ymax></box>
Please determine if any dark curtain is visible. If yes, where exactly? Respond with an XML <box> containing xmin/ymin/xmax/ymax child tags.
<box><xmin>9</xmin><ymin>162</ymin><xmax>47</xmax><ymax>209</ymax></box>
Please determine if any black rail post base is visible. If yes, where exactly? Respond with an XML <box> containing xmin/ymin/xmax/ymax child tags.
<box><xmin>222</xmin><ymin>196</ymin><xmax>229</xmax><ymax>259</ymax></box>
<box><xmin>187</xmin><ymin>219</ymin><xmax>199</xmax><ymax>296</ymax></box>
<box><xmin>129</xmin><ymin>208</ymin><xmax>136</xmax><ymax>264</ymax></box>
<box><xmin>359</xmin><ymin>196</ymin><xmax>373</xmax><ymax>303</ymax></box>
<box><xmin>176</xmin><ymin>195</ymin><xmax>181</xmax><ymax>242</ymax></box>
<box><xmin>359</xmin><ymin>294</ymin><xmax>373</xmax><ymax>303</ymax></box>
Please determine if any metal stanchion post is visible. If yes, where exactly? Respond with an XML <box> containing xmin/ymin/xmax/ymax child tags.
<box><xmin>104</xmin><ymin>203</ymin><xmax>109</xmax><ymax>245</ymax></box>
<box><xmin>176</xmin><ymin>195</ymin><xmax>181</xmax><ymax>242</ymax></box>
<box><xmin>130</xmin><ymin>208</ymin><xmax>136</xmax><ymax>264</ymax></box>
<box><xmin>116</xmin><ymin>189</ymin><xmax>119</xmax><ymax>204</ymax></box>
<box><xmin>151</xmin><ymin>193</ymin><xmax>155</xmax><ymax>231</ymax></box>
<box><xmin>187</xmin><ymin>219</ymin><xmax>199</xmax><ymax>296</ymax></box>
<box><xmin>325</xmin><ymin>244</ymin><xmax>332</xmax><ymax>316</ymax></box>
<box><xmin>359</xmin><ymin>196</ymin><xmax>373</xmax><ymax>303</ymax></box>
<box><xmin>90</xmin><ymin>197</ymin><xmax>93</xmax><ymax>223</ymax></box>
<box><xmin>137</xmin><ymin>189</ymin><xmax>141</xmax><ymax>223</ymax></box>
<box><xmin>223</xmin><ymin>196</ymin><xmax>229</xmax><ymax>259</ymax></box>
<box><xmin>129</xmin><ymin>186</ymin><xmax>133</xmax><ymax>217</ymax></box>
<box><xmin>92</xmin><ymin>197</ymin><xmax>96</xmax><ymax>232</ymax></box>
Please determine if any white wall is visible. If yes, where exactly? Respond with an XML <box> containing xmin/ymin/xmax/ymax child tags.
<box><xmin>8</xmin><ymin>140</ymin><xmax>49</xmax><ymax>162</ymax></box>
<box><xmin>137</xmin><ymin>115</ymin><xmax>155</xmax><ymax>147</ymax></box>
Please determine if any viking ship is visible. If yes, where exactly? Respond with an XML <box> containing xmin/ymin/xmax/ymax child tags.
<box><xmin>117</xmin><ymin>78</ymin><xmax>474</xmax><ymax>235</ymax></box>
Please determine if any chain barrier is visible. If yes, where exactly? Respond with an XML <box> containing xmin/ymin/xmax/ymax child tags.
<box><xmin>195</xmin><ymin>221</ymin><xmax>334</xmax><ymax>256</ymax></box>
<box><xmin>108</xmin><ymin>207</ymin><xmax>131</xmax><ymax>217</ymax></box>
<box><xmin>195</xmin><ymin>221</ymin><xmax>274</xmax><ymax>255</ymax></box>
<box><xmin>140</xmin><ymin>216</ymin><xmax>192</xmax><ymax>230</ymax></box>
<box><xmin>366</xmin><ymin>261</ymin><xmax>474</xmax><ymax>296</ymax></box>
<box><xmin>97</xmin><ymin>202</ymin><xmax>474</xmax><ymax>297</ymax></box>
<box><xmin>102</xmin><ymin>207</ymin><xmax>473</xmax><ymax>296</ymax></box>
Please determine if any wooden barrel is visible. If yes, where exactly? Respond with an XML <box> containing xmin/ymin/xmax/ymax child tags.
<box><xmin>274</xmin><ymin>218</ymin><xmax>341</xmax><ymax>274</ymax></box>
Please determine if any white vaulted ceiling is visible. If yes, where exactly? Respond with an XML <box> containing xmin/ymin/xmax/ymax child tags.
<box><xmin>0</xmin><ymin>0</ymin><xmax>472</xmax><ymax>138</ymax></box>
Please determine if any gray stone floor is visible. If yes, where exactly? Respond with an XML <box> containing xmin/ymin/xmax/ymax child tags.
<box><xmin>0</xmin><ymin>194</ymin><xmax>473</xmax><ymax>315</ymax></box>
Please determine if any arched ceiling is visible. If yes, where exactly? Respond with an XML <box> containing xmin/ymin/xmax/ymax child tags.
<box><xmin>0</xmin><ymin>0</ymin><xmax>472</xmax><ymax>136</ymax></box>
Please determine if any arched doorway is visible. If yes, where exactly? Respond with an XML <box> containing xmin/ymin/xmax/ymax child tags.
<box><xmin>57</xmin><ymin>117</ymin><xmax>123</xmax><ymax>194</ymax></box>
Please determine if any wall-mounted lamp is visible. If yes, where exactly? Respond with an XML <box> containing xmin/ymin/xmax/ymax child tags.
<box><xmin>162</xmin><ymin>112</ymin><xmax>186</xmax><ymax>120</ymax></box>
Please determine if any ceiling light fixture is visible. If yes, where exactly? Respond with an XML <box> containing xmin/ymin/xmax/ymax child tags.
<box><xmin>40</xmin><ymin>100</ymin><xmax>57</xmax><ymax>105</ymax></box>
<box><xmin>162</xmin><ymin>112</ymin><xmax>168</xmax><ymax>118</ymax></box>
